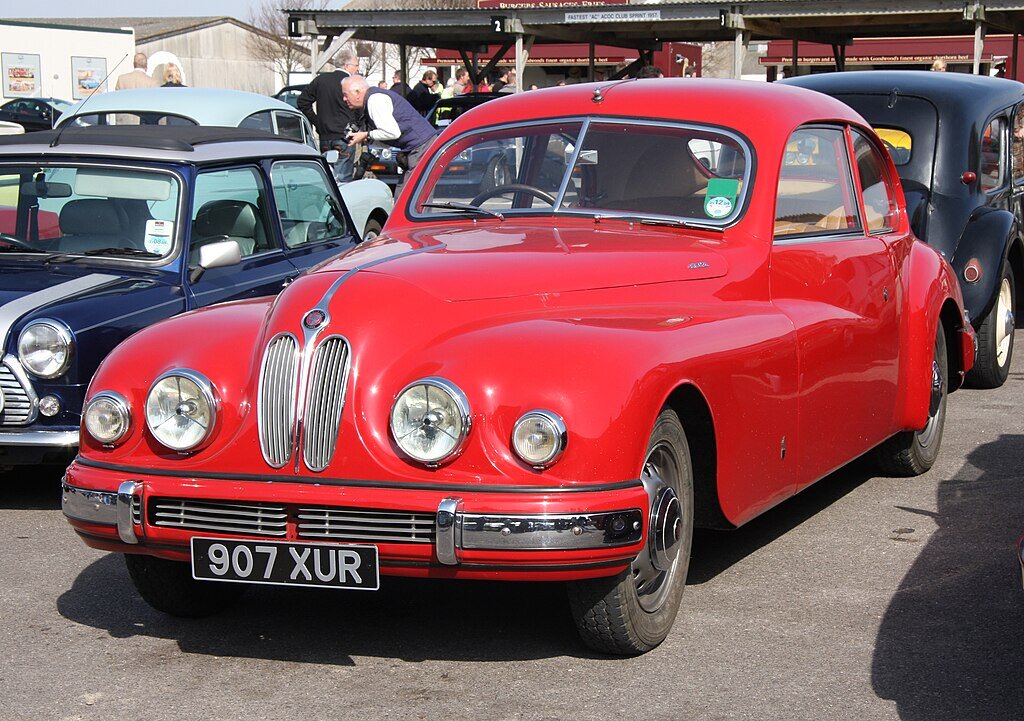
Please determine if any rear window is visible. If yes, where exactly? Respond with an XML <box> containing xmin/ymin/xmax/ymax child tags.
<box><xmin>66</xmin><ymin>112</ymin><xmax>196</xmax><ymax>127</ymax></box>
<box><xmin>874</xmin><ymin>127</ymin><xmax>912</xmax><ymax>166</ymax></box>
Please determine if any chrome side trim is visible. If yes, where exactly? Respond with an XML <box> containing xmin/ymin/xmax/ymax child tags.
<box><xmin>0</xmin><ymin>429</ymin><xmax>77</xmax><ymax>447</ymax></box>
<box><xmin>0</xmin><ymin>274</ymin><xmax>121</xmax><ymax>352</ymax></box>
<box><xmin>61</xmin><ymin>482</ymin><xmax>117</xmax><ymax>525</ymax></box>
<box><xmin>461</xmin><ymin>510</ymin><xmax>643</xmax><ymax>551</ymax></box>
<box><xmin>435</xmin><ymin>497</ymin><xmax>462</xmax><ymax>566</ymax></box>
<box><xmin>116</xmin><ymin>481</ymin><xmax>140</xmax><ymax>544</ymax></box>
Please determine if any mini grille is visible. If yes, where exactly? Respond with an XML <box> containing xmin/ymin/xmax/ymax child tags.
<box><xmin>296</xmin><ymin>506</ymin><xmax>435</xmax><ymax>544</ymax></box>
<box><xmin>258</xmin><ymin>334</ymin><xmax>299</xmax><ymax>468</ymax></box>
<box><xmin>149</xmin><ymin>498</ymin><xmax>288</xmax><ymax>537</ymax></box>
<box><xmin>302</xmin><ymin>337</ymin><xmax>349</xmax><ymax>472</ymax></box>
<box><xmin>0</xmin><ymin>363</ymin><xmax>33</xmax><ymax>425</ymax></box>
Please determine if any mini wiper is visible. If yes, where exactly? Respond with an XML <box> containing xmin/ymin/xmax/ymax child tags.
<box><xmin>45</xmin><ymin>247</ymin><xmax>163</xmax><ymax>264</ymax></box>
<box><xmin>420</xmin><ymin>202</ymin><xmax>505</xmax><ymax>221</ymax></box>
<box><xmin>637</xmin><ymin>217</ymin><xmax>722</xmax><ymax>231</ymax></box>
<box><xmin>0</xmin><ymin>234</ymin><xmax>46</xmax><ymax>252</ymax></box>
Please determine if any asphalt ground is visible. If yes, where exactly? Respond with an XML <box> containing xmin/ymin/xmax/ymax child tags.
<box><xmin>2</xmin><ymin>338</ymin><xmax>1023</xmax><ymax>721</ymax></box>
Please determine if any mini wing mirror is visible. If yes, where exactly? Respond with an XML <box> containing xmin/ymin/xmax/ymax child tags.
<box><xmin>323</xmin><ymin>149</ymin><xmax>340</xmax><ymax>164</ymax></box>
<box><xmin>189</xmin><ymin>238</ymin><xmax>241</xmax><ymax>283</ymax></box>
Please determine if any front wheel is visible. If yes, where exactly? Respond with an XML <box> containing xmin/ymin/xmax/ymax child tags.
<box><xmin>125</xmin><ymin>554</ymin><xmax>245</xmax><ymax>617</ymax></box>
<box><xmin>566</xmin><ymin>408</ymin><xmax>694</xmax><ymax>655</ymax></box>
<box><xmin>968</xmin><ymin>263</ymin><xmax>1015</xmax><ymax>388</ymax></box>
<box><xmin>362</xmin><ymin>218</ymin><xmax>383</xmax><ymax>242</ymax></box>
<box><xmin>874</xmin><ymin>325</ymin><xmax>948</xmax><ymax>477</ymax></box>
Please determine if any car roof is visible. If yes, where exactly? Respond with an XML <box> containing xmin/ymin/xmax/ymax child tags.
<box><xmin>57</xmin><ymin>87</ymin><xmax>302</xmax><ymax>127</ymax></box>
<box><xmin>781</xmin><ymin>71</ymin><xmax>1024</xmax><ymax>114</ymax></box>
<box><xmin>0</xmin><ymin>125</ymin><xmax>320</xmax><ymax>163</ymax></box>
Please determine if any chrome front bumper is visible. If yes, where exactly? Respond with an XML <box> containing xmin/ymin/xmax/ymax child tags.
<box><xmin>0</xmin><ymin>429</ymin><xmax>78</xmax><ymax>447</ymax></box>
<box><xmin>435</xmin><ymin>496</ymin><xmax>642</xmax><ymax>566</ymax></box>
<box><xmin>62</xmin><ymin>481</ymin><xmax>139</xmax><ymax>544</ymax></box>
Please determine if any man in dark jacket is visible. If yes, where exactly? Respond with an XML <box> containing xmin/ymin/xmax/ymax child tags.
<box><xmin>406</xmin><ymin>70</ymin><xmax>438</xmax><ymax>115</ymax></box>
<box><xmin>491</xmin><ymin>67</ymin><xmax>511</xmax><ymax>93</ymax></box>
<box><xmin>297</xmin><ymin>51</ymin><xmax>361</xmax><ymax>183</ymax></box>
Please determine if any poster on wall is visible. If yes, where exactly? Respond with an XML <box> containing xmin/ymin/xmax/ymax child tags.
<box><xmin>1</xmin><ymin>53</ymin><xmax>41</xmax><ymax>98</ymax></box>
<box><xmin>71</xmin><ymin>56</ymin><xmax>107</xmax><ymax>100</ymax></box>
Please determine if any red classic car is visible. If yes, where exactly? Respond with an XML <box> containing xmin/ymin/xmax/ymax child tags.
<box><xmin>62</xmin><ymin>79</ymin><xmax>975</xmax><ymax>655</ymax></box>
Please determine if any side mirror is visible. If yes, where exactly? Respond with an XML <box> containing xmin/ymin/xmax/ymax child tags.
<box><xmin>323</xmin><ymin>149</ymin><xmax>340</xmax><ymax>164</ymax></box>
<box><xmin>189</xmin><ymin>238</ymin><xmax>241</xmax><ymax>283</ymax></box>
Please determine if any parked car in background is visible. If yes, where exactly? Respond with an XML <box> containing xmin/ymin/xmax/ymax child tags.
<box><xmin>272</xmin><ymin>85</ymin><xmax>305</xmax><ymax>109</ymax></box>
<box><xmin>0</xmin><ymin>121</ymin><xmax>25</xmax><ymax>136</ymax></box>
<box><xmin>56</xmin><ymin>88</ymin><xmax>392</xmax><ymax>240</ymax></box>
<box><xmin>62</xmin><ymin>80</ymin><xmax>974</xmax><ymax>655</ymax></box>
<box><xmin>0</xmin><ymin>97</ymin><xmax>72</xmax><ymax>132</ymax></box>
<box><xmin>783</xmin><ymin>71</ymin><xmax>1024</xmax><ymax>388</ymax></box>
<box><xmin>0</xmin><ymin>125</ymin><xmax>374</xmax><ymax>467</ymax></box>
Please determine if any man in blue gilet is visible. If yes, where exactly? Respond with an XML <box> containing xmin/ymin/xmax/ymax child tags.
<box><xmin>342</xmin><ymin>75</ymin><xmax>438</xmax><ymax>195</ymax></box>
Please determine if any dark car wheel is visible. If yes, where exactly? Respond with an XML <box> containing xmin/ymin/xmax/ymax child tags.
<box><xmin>875</xmin><ymin>325</ymin><xmax>948</xmax><ymax>477</ymax></box>
<box><xmin>125</xmin><ymin>554</ymin><xmax>245</xmax><ymax>617</ymax></box>
<box><xmin>362</xmin><ymin>218</ymin><xmax>383</xmax><ymax>241</ymax></box>
<box><xmin>566</xmin><ymin>408</ymin><xmax>694</xmax><ymax>655</ymax></box>
<box><xmin>968</xmin><ymin>263</ymin><xmax>1015</xmax><ymax>389</ymax></box>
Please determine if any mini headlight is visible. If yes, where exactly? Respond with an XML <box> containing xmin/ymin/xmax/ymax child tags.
<box><xmin>84</xmin><ymin>391</ymin><xmax>131</xmax><ymax>445</ymax></box>
<box><xmin>512</xmin><ymin>410</ymin><xmax>567</xmax><ymax>468</ymax></box>
<box><xmin>18</xmin><ymin>319</ymin><xmax>73</xmax><ymax>379</ymax></box>
<box><xmin>390</xmin><ymin>377</ymin><xmax>470</xmax><ymax>466</ymax></box>
<box><xmin>145</xmin><ymin>370</ymin><xmax>217</xmax><ymax>452</ymax></box>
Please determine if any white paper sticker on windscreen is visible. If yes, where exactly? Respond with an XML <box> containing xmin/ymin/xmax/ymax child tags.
<box><xmin>144</xmin><ymin>220</ymin><xmax>174</xmax><ymax>255</ymax></box>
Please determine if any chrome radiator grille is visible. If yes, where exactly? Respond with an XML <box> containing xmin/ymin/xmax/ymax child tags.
<box><xmin>149</xmin><ymin>498</ymin><xmax>288</xmax><ymax>536</ymax></box>
<box><xmin>258</xmin><ymin>334</ymin><xmax>299</xmax><ymax>468</ymax></box>
<box><xmin>0</xmin><ymin>358</ymin><xmax>34</xmax><ymax>425</ymax></box>
<box><xmin>302</xmin><ymin>336</ymin><xmax>350</xmax><ymax>472</ymax></box>
<box><xmin>296</xmin><ymin>507</ymin><xmax>435</xmax><ymax>544</ymax></box>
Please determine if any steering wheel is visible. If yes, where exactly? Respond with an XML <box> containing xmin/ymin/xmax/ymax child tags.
<box><xmin>470</xmin><ymin>183</ymin><xmax>556</xmax><ymax>207</ymax></box>
<box><xmin>0</xmin><ymin>233</ymin><xmax>36</xmax><ymax>251</ymax></box>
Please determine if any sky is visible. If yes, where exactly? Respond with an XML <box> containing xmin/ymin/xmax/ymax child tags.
<box><xmin>19</xmin><ymin>1</ymin><xmax>291</xmax><ymax>19</ymax></box>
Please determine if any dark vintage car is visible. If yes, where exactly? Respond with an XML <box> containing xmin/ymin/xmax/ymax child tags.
<box><xmin>63</xmin><ymin>80</ymin><xmax>974</xmax><ymax>655</ymax></box>
<box><xmin>0</xmin><ymin>125</ymin><xmax>367</xmax><ymax>467</ymax></box>
<box><xmin>0</xmin><ymin>97</ymin><xmax>72</xmax><ymax>133</ymax></box>
<box><xmin>783</xmin><ymin>71</ymin><xmax>1024</xmax><ymax>388</ymax></box>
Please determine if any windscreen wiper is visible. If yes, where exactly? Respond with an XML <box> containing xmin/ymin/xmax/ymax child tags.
<box><xmin>45</xmin><ymin>247</ymin><xmax>163</xmax><ymax>264</ymax></box>
<box><xmin>593</xmin><ymin>214</ymin><xmax>723</xmax><ymax>232</ymax></box>
<box><xmin>420</xmin><ymin>202</ymin><xmax>505</xmax><ymax>221</ymax></box>
<box><xmin>0</xmin><ymin>234</ymin><xmax>46</xmax><ymax>252</ymax></box>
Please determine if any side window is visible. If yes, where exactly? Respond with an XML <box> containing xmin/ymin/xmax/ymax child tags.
<box><xmin>270</xmin><ymin>161</ymin><xmax>347</xmax><ymax>248</ymax></box>
<box><xmin>980</xmin><ymin>117</ymin><xmax>1006</xmax><ymax>191</ymax></box>
<box><xmin>775</xmin><ymin>126</ymin><xmax>862</xmax><ymax>239</ymax></box>
<box><xmin>1013</xmin><ymin>105</ymin><xmax>1024</xmax><ymax>184</ymax></box>
<box><xmin>852</xmin><ymin>129</ymin><xmax>897</xmax><ymax>233</ymax></box>
<box><xmin>191</xmin><ymin>167</ymin><xmax>276</xmax><ymax>263</ymax></box>
<box><xmin>274</xmin><ymin>111</ymin><xmax>304</xmax><ymax>141</ymax></box>
<box><xmin>240</xmin><ymin>111</ymin><xmax>273</xmax><ymax>132</ymax></box>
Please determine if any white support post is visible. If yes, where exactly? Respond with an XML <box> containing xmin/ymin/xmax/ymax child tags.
<box><xmin>974</xmin><ymin>20</ymin><xmax>986</xmax><ymax>75</ymax></box>
<box><xmin>734</xmin><ymin>27</ymin><xmax>744</xmax><ymax>79</ymax></box>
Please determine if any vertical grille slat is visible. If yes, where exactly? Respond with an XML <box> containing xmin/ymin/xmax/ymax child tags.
<box><xmin>0</xmin><ymin>357</ymin><xmax>35</xmax><ymax>426</ymax></box>
<box><xmin>258</xmin><ymin>334</ymin><xmax>299</xmax><ymax>468</ymax></box>
<box><xmin>302</xmin><ymin>337</ymin><xmax>349</xmax><ymax>472</ymax></box>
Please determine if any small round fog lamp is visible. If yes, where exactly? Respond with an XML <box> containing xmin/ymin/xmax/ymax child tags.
<box><xmin>511</xmin><ymin>410</ymin><xmax>567</xmax><ymax>468</ymax></box>
<box><xmin>38</xmin><ymin>395</ymin><xmax>61</xmax><ymax>417</ymax></box>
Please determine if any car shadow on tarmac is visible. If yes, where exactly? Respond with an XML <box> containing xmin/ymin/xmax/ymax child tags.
<box><xmin>871</xmin><ymin>433</ymin><xmax>1024</xmax><ymax>720</ymax></box>
<box><xmin>0</xmin><ymin>465</ymin><xmax>66</xmax><ymax>510</ymax></box>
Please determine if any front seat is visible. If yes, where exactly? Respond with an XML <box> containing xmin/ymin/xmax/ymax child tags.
<box><xmin>57</xmin><ymin>199</ymin><xmax>130</xmax><ymax>252</ymax></box>
<box><xmin>190</xmin><ymin>200</ymin><xmax>263</xmax><ymax>265</ymax></box>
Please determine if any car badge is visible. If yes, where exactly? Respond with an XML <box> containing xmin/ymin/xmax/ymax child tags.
<box><xmin>303</xmin><ymin>310</ymin><xmax>327</xmax><ymax>329</ymax></box>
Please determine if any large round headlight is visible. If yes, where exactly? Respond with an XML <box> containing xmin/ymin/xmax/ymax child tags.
<box><xmin>390</xmin><ymin>377</ymin><xmax>471</xmax><ymax>466</ymax></box>
<box><xmin>18</xmin><ymin>319</ymin><xmax>73</xmax><ymax>379</ymax></box>
<box><xmin>84</xmin><ymin>391</ymin><xmax>131</xmax><ymax>445</ymax></box>
<box><xmin>145</xmin><ymin>370</ymin><xmax>217</xmax><ymax>451</ymax></box>
<box><xmin>512</xmin><ymin>410</ymin><xmax>567</xmax><ymax>468</ymax></box>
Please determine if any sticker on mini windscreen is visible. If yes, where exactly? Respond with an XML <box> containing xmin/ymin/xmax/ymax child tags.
<box><xmin>144</xmin><ymin>220</ymin><xmax>174</xmax><ymax>255</ymax></box>
<box><xmin>704</xmin><ymin>178</ymin><xmax>740</xmax><ymax>219</ymax></box>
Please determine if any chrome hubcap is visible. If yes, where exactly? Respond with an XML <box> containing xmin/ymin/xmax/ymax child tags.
<box><xmin>634</xmin><ymin>442</ymin><xmax>683</xmax><ymax>612</ymax></box>
<box><xmin>919</xmin><ymin>358</ymin><xmax>943</xmax><ymax>449</ymax></box>
<box><xmin>996</xmin><ymin>277</ymin><xmax>1014</xmax><ymax>367</ymax></box>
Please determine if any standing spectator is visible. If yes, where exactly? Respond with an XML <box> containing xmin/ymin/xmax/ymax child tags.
<box><xmin>491</xmin><ymin>67</ymin><xmax>511</xmax><ymax>93</ymax></box>
<box><xmin>498</xmin><ymin>70</ymin><xmax>517</xmax><ymax>93</ymax></box>
<box><xmin>161</xmin><ymin>64</ymin><xmax>186</xmax><ymax>87</ymax></box>
<box><xmin>635</xmin><ymin>65</ymin><xmax>665</xmax><ymax>79</ymax></box>
<box><xmin>297</xmin><ymin>51</ymin><xmax>362</xmax><ymax>183</ymax></box>
<box><xmin>390</xmin><ymin>71</ymin><xmax>411</xmax><ymax>96</ymax></box>
<box><xmin>377</xmin><ymin>81</ymin><xmax>388</xmax><ymax>89</ymax></box>
<box><xmin>407</xmin><ymin>70</ymin><xmax>439</xmax><ymax>114</ymax></box>
<box><xmin>342</xmin><ymin>75</ymin><xmax>437</xmax><ymax>194</ymax></box>
<box><xmin>442</xmin><ymin>68</ymin><xmax>470</xmax><ymax>98</ymax></box>
<box><xmin>115</xmin><ymin>53</ymin><xmax>159</xmax><ymax>90</ymax></box>
<box><xmin>931</xmin><ymin>58</ymin><xmax>948</xmax><ymax>72</ymax></box>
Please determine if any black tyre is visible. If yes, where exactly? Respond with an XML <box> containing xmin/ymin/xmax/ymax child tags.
<box><xmin>968</xmin><ymin>263</ymin><xmax>1015</xmax><ymax>389</ymax></box>
<box><xmin>480</xmin><ymin>156</ymin><xmax>509</xmax><ymax>193</ymax></box>
<box><xmin>125</xmin><ymin>554</ymin><xmax>245</xmax><ymax>618</ymax></box>
<box><xmin>874</xmin><ymin>325</ymin><xmax>948</xmax><ymax>477</ymax></box>
<box><xmin>362</xmin><ymin>218</ymin><xmax>383</xmax><ymax>242</ymax></box>
<box><xmin>566</xmin><ymin>408</ymin><xmax>694</xmax><ymax>655</ymax></box>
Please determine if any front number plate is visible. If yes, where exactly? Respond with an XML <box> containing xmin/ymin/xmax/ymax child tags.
<box><xmin>190</xmin><ymin>537</ymin><xmax>379</xmax><ymax>590</ymax></box>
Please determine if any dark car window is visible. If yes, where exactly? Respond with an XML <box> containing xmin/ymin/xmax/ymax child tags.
<box><xmin>874</xmin><ymin>127</ymin><xmax>912</xmax><ymax>166</ymax></box>
<box><xmin>274</xmin><ymin>111</ymin><xmax>304</xmax><ymax>141</ymax></box>
<box><xmin>240</xmin><ymin>111</ymin><xmax>274</xmax><ymax>132</ymax></box>
<box><xmin>1013</xmin><ymin>105</ymin><xmax>1024</xmax><ymax>184</ymax></box>
<box><xmin>980</xmin><ymin>117</ymin><xmax>1006</xmax><ymax>191</ymax></box>
<box><xmin>270</xmin><ymin>160</ymin><xmax>347</xmax><ymax>248</ymax></box>
<box><xmin>68</xmin><ymin>112</ymin><xmax>196</xmax><ymax>127</ymax></box>
<box><xmin>775</xmin><ymin>126</ymin><xmax>862</xmax><ymax>239</ymax></box>
<box><xmin>852</xmin><ymin>129</ymin><xmax>897</xmax><ymax>234</ymax></box>
<box><xmin>192</xmin><ymin>167</ymin><xmax>276</xmax><ymax>264</ymax></box>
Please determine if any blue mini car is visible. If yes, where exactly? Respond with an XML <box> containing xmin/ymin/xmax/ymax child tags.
<box><xmin>0</xmin><ymin>125</ymin><xmax>371</xmax><ymax>466</ymax></box>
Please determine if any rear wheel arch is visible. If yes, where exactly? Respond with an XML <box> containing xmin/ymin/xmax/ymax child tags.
<box><xmin>940</xmin><ymin>298</ymin><xmax>967</xmax><ymax>392</ymax></box>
